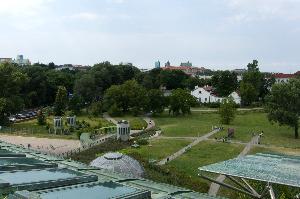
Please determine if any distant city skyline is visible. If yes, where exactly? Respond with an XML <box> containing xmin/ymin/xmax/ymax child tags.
<box><xmin>1</xmin><ymin>0</ymin><xmax>300</xmax><ymax>73</ymax></box>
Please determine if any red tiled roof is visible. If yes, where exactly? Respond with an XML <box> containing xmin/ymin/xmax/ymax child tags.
<box><xmin>295</xmin><ymin>71</ymin><xmax>300</xmax><ymax>75</ymax></box>
<box><xmin>273</xmin><ymin>73</ymin><xmax>295</xmax><ymax>78</ymax></box>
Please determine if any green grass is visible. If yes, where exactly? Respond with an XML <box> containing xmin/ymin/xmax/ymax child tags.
<box><xmin>167</xmin><ymin>140</ymin><xmax>244</xmax><ymax>177</ymax></box>
<box><xmin>119</xmin><ymin>138</ymin><xmax>191</xmax><ymax>161</ymax></box>
<box><xmin>1</xmin><ymin>114</ymin><xmax>114</xmax><ymax>140</ymax></box>
<box><xmin>154</xmin><ymin>112</ymin><xmax>220</xmax><ymax>137</ymax></box>
<box><xmin>211</xmin><ymin>112</ymin><xmax>300</xmax><ymax>148</ymax></box>
<box><xmin>114</xmin><ymin>115</ymin><xmax>147</xmax><ymax>130</ymax></box>
<box><xmin>153</xmin><ymin>111</ymin><xmax>300</xmax><ymax>148</ymax></box>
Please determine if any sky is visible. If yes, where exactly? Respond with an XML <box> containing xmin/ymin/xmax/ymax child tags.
<box><xmin>0</xmin><ymin>0</ymin><xmax>300</xmax><ymax>73</ymax></box>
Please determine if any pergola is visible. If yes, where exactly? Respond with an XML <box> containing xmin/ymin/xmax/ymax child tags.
<box><xmin>199</xmin><ymin>153</ymin><xmax>300</xmax><ymax>199</ymax></box>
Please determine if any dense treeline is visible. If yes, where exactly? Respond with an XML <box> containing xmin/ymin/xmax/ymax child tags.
<box><xmin>0</xmin><ymin>62</ymin><xmax>198</xmax><ymax>125</ymax></box>
<box><xmin>1</xmin><ymin>60</ymin><xmax>295</xmax><ymax>127</ymax></box>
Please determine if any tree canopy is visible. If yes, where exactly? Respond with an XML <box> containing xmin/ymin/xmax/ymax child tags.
<box><xmin>169</xmin><ymin>88</ymin><xmax>197</xmax><ymax>115</ymax></box>
<box><xmin>0</xmin><ymin>63</ymin><xmax>28</xmax><ymax>125</ymax></box>
<box><xmin>211</xmin><ymin>70</ymin><xmax>238</xmax><ymax>97</ymax></box>
<box><xmin>266</xmin><ymin>79</ymin><xmax>300</xmax><ymax>139</ymax></box>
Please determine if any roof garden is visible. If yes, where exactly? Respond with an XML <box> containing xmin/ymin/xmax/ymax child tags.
<box><xmin>1</xmin><ymin>140</ymin><xmax>225</xmax><ymax>199</ymax></box>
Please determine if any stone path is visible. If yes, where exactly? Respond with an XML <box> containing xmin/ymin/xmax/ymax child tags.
<box><xmin>208</xmin><ymin>135</ymin><xmax>259</xmax><ymax>196</ymax></box>
<box><xmin>157</xmin><ymin>129</ymin><xmax>220</xmax><ymax>165</ymax></box>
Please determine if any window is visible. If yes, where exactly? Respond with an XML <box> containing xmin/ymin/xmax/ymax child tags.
<box><xmin>199</xmin><ymin>91</ymin><xmax>202</xmax><ymax>94</ymax></box>
<box><xmin>205</xmin><ymin>98</ymin><xmax>207</xmax><ymax>102</ymax></box>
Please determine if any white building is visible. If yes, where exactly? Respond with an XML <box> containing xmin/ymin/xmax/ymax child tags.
<box><xmin>273</xmin><ymin>73</ymin><xmax>295</xmax><ymax>83</ymax></box>
<box><xmin>191</xmin><ymin>86</ymin><xmax>241</xmax><ymax>104</ymax></box>
<box><xmin>117</xmin><ymin>120</ymin><xmax>130</xmax><ymax>141</ymax></box>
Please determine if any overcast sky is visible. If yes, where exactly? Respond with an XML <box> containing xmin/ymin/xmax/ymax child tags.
<box><xmin>0</xmin><ymin>0</ymin><xmax>299</xmax><ymax>72</ymax></box>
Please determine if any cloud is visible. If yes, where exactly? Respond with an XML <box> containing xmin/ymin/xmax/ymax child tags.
<box><xmin>226</xmin><ymin>0</ymin><xmax>300</xmax><ymax>22</ymax></box>
<box><xmin>106</xmin><ymin>0</ymin><xmax>126</xmax><ymax>4</ymax></box>
<box><xmin>0</xmin><ymin>0</ymin><xmax>52</xmax><ymax>17</ymax></box>
<box><xmin>67</xmin><ymin>12</ymin><xmax>100</xmax><ymax>21</ymax></box>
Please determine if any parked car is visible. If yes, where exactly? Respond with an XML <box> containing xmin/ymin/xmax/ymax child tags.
<box><xmin>9</xmin><ymin>116</ymin><xmax>16</xmax><ymax>123</ymax></box>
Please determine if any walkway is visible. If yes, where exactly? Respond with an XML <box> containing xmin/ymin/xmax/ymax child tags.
<box><xmin>0</xmin><ymin>134</ymin><xmax>81</xmax><ymax>155</ymax></box>
<box><xmin>157</xmin><ymin>129</ymin><xmax>220</xmax><ymax>165</ymax></box>
<box><xmin>103</xmin><ymin>113</ymin><xmax>155</xmax><ymax>134</ymax></box>
<box><xmin>103</xmin><ymin>113</ymin><xmax>118</xmax><ymax>125</ymax></box>
<box><xmin>208</xmin><ymin>135</ymin><xmax>259</xmax><ymax>196</ymax></box>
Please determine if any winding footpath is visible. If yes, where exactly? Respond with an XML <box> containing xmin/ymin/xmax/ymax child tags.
<box><xmin>157</xmin><ymin>129</ymin><xmax>220</xmax><ymax>165</ymax></box>
<box><xmin>208</xmin><ymin>135</ymin><xmax>260</xmax><ymax>196</ymax></box>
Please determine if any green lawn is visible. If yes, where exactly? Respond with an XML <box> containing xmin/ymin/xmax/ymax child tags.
<box><xmin>211</xmin><ymin>112</ymin><xmax>300</xmax><ymax>148</ymax></box>
<box><xmin>167</xmin><ymin>140</ymin><xmax>244</xmax><ymax>177</ymax></box>
<box><xmin>114</xmin><ymin>115</ymin><xmax>147</xmax><ymax>130</ymax></box>
<box><xmin>1</xmin><ymin>114</ymin><xmax>114</xmax><ymax>140</ymax></box>
<box><xmin>154</xmin><ymin>112</ymin><xmax>220</xmax><ymax>137</ymax></box>
<box><xmin>119</xmin><ymin>138</ymin><xmax>191</xmax><ymax>161</ymax></box>
<box><xmin>154</xmin><ymin>111</ymin><xmax>300</xmax><ymax>149</ymax></box>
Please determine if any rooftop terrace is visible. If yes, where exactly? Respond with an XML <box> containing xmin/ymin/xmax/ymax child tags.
<box><xmin>0</xmin><ymin>141</ymin><xmax>225</xmax><ymax>199</ymax></box>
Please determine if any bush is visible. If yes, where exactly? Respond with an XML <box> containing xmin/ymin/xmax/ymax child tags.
<box><xmin>89</xmin><ymin>101</ymin><xmax>103</xmax><ymax>116</ymax></box>
<box><xmin>108</xmin><ymin>103</ymin><xmax>122</xmax><ymax>116</ymax></box>
<box><xmin>76</xmin><ymin>131</ymin><xmax>82</xmax><ymax>139</ymax></box>
<box><xmin>37</xmin><ymin>112</ymin><xmax>46</xmax><ymax>125</ymax></box>
<box><xmin>136</xmin><ymin>139</ymin><xmax>149</xmax><ymax>145</ymax></box>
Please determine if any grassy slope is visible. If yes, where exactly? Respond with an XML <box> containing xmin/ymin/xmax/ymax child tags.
<box><xmin>154</xmin><ymin>111</ymin><xmax>300</xmax><ymax>148</ymax></box>
<box><xmin>154</xmin><ymin>112</ymin><xmax>219</xmax><ymax>137</ymax></box>
<box><xmin>119</xmin><ymin>138</ymin><xmax>191</xmax><ymax>161</ymax></box>
<box><xmin>212</xmin><ymin>112</ymin><xmax>300</xmax><ymax>148</ymax></box>
<box><xmin>168</xmin><ymin>140</ymin><xmax>244</xmax><ymax>177</ymax></box>
<box><xmin>114</xmin><ymin>115</ymin><xmax>147</xmax><ymax>130</ymax></box>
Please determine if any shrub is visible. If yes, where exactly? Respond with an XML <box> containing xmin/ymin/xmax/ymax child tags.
<box><xmin>108</xmin><ymin>103</ymin><xmax>122</xmax><ymax>116</ymax></box>
<box><xmin>137</xmin><ymin>139</ymin><xmax>149</xmax><ymax>145</ymax></box>
<box><xmin>89</xmin><ymin>101</ymin><xmax>103</xmax><ymax>116</ymax></box>
<box><xmin>37</xmin><ymin>112</ymin><xmax>46</xmax><ymax>125</ymax></box>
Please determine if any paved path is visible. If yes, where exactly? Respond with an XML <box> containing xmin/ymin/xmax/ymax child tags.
<box><xmin>103</xmin><ymin>113</ymin><xmax>155</xmax><ymax>133</ymax></box>
<box><xmin>157</xmin><ymin>129</ymin><xmax>220</xmax><ymax>165</ymax></box>
<box><xmin>208</xmin><ymin>135</ymin><xmax>259</xmax><ymax>196</ymax></box>
<box><xmin>0</xmin><ymin>134</ymin><xmax>81</xmax><ymax>154</ymax></box>
<box><xmin>190</xmin><ymin>108</ymin><xmax>263</xmax><ymax>112</ymax></box>
<box><xmin>103</xmin><ymin>113</ymin><xmax>118</xmax><ymax>125</ymax></box>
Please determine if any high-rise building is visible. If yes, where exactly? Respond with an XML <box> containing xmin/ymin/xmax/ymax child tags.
<box><xmin>155</xmin><ymin>60</ymin><xmax>160</xmax><ymax>68</ymax></box>
<box><xmin>14</xmin><ymin>54</ymin><xmax>31</xmax><ymax>66</ymax></box>
<box><xmin>165</xmin><ymin>61</ymin><xmax>170</xmax><ymax>67</ymax></box>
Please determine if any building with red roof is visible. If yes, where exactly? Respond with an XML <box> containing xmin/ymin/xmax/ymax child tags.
<box><xmin>162</xmin><ymin>61</ymin><xmax>206</xmax><ymax>77</ymax></box>
<box><xmin>273</xmin><ymin>72</ymin><xmax>298</xmax><ymax>83</ymax></box>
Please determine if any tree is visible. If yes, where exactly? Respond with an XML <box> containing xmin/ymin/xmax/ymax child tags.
<box><xmin>145</xmin><ymin>89</ymin><xmax>166</xmax><ymax>115</ymax></box>
<box><xmin>21</xmin><ymin>65</ymin><xmax>49</xmax><ymax>107</ymax></box>
<box><xmin>266</xmin><ymin>79</ymin><xmax>300</xmax><ymax>139</ymax></box>
<box><xmin>103</xmin><ymin>80</ymin><xmax>147</xmax><ymax>115</ymax></box>
<box><xmin>0</xmin><ymin>63</ymin><xmax>28</xmax><ymax>125</ymax></box>
<box><xmin>68</xmin><ymin>95</ymin><xmax>84</xmax><ymax>115</ymax></box>
<box><xmin>211</xmin><ymin>71</ymin><xmax>238</xmax><ymax>97</ymax></box>
<box><xmin>219</xmin><ymin>98</ymin><xmax>236</xmax><ymax>124</ymax></box>
<box><xmin>169</xmin><ymin>88</ymin><xmax>197</xmax><ymax>115</ymax></box>
<box><xmin>54</xmin><ymin>86</ymin><xmax>68</xmax><ymax>116</ymax></box>
<box><xmin>240</xmin><ymin>60</ymin><xmax>264</xmax><ymax>105</ymax></box>
<box><xmin>74</xmin><ymin>74</ymin><xmax>98</xmax><ymax>103</ymax></box>
<box><xmin>240</xmin><ymin>82</ymin><xmax>258</xmax><ymax>106</ymax></box>
<box><xmin>88</xmin><ymin>101</ymin><xmax>103</xmax><ymax>116</ymax></box>
<box><xmin>159</xmin><ymin>70</ymin><xmax>189</xmax><ymax>90</ymax></box>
